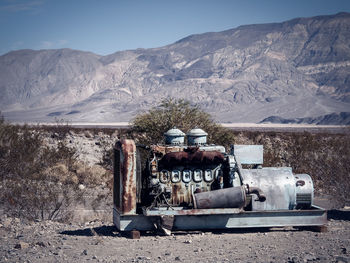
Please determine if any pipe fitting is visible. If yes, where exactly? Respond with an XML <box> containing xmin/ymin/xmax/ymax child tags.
<box><xmin>246</xmin><ymin>185</ymin><xmax>266</xmax><ymax>202</ymax></box>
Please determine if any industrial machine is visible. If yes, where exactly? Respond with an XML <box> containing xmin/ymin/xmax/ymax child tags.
<box><xmin>113</xmin><ymin>128</ymin><xmax>326</xmax><ymax>233</ymax></box>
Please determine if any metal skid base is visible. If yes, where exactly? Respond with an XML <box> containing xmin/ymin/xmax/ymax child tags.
<box><xmin>113</xmin><ymin>206</ymin><xmax>327</xmax><ymax>232</ymax></box>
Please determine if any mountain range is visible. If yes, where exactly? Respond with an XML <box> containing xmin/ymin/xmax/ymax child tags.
<box><xmin>1</xmin><ymin>12</ymin><xmax>350</xmax><ymax>124</ymax></box>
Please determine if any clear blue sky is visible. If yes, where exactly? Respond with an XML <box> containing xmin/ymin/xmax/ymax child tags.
<box><xmin>1</xmin><ymin>0</ymin><xmax>350</xmax><ymax>56</ymax></box>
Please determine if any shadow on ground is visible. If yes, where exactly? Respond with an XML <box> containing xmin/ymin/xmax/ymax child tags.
<box><xmin>328</xmin><ymin>209</ymin><xmax>350</xmax><ymax>221</ymax></box>
<box><xmin>60</xmin><ymin>225</ymin><xmax>119</xmax><ymax>237</ymax></box>
<box><xmin>59</xmin><ymin>225</ymin><xmax>310</xmax><ymax>238</ymax></box>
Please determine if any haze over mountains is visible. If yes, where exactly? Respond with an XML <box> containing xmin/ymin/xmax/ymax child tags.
<box><xmin>1</xmin><ymin>12</ymin><xmax>350</xmax><ymax>124</ymax></box>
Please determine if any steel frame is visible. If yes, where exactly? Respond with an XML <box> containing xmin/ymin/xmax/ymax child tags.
<box><xmin>113</xmin><ymin>205</ymin><xmax>327</xmax><ymax>231</ymax></box>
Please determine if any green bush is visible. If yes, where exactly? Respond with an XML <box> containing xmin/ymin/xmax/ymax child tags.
<box><xmin>130</xmin><ymin>98</ymin><xmax>235</xmax><ymax>147</ymax></box>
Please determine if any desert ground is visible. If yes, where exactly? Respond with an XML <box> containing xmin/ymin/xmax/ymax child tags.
<box><xmin>1</xmin><ymin>209</ymin><xmax>349</xmax><ymax>263</ymax></box>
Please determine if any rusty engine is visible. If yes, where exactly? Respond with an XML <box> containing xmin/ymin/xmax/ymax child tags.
<box><xmin>113</xmin><ymin>128</ymin><xmax>326</xmax><ymax>232</ymax></box>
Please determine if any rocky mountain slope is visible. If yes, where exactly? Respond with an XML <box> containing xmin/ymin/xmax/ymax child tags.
<box><xmin>260</xmin><ymin>112</ymin><xmax>350</xmax><ymax>125</ymax></box>
<box><xmin>1</xmin><ymin>12</ymin><xmax>350</xmax><ymax>124</ymax></box>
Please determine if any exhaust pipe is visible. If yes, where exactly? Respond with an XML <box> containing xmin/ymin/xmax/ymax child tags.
<box><xmin>193</xmin><ymin>185</ymin><xmax>266</xmax><ymax>209</ymax></box>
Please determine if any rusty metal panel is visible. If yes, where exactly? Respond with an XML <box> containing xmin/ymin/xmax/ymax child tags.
<box><xmin>113</xmin><ymin>147</ymin><xmax>121</xmax><ymax>210</ymax></box>
<box><xmin>114</xmin><ymin>139</ymin><xmax>137</xmax><ymax>215</ymax></box>
<box><xmin>159</xmin><ymin>149</ymin><xmax>225</xmax><ymax>166</ymax></box>
<box><xmin>151</xmin><ymin>145</ymin><xmax>185</xmax><ymax>155</ymax></box>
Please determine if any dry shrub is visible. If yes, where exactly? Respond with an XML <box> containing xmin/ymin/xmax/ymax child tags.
<box><xmin>130</xmin><ymin>98</ymin><xmax>235</xmax><ymax>148</ymax></box>
<box><xmin>73</xmin><ymin>162</ymin><xmax>109</xmax><ymax>187</ymax></box>
<box><xmin>0</xmin><ymin>118</ymin><xmax>83</xmax><ymax>221</ymax></box>
<box><xmin>235</xmin><ymin>130</ymin><xmax>350</xmax><ymax>205</ymax></box>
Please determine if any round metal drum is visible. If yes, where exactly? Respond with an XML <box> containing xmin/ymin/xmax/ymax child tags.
<box><xmin>295</xmin><ymin>173</ymin><xmax>314</xmax><ymax>208</ymax></box>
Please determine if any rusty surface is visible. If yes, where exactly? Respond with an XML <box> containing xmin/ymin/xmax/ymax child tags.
<box><xmin>159</xmin><ymin>148</ymin><xmax>225</xmax><ymax>166</ymax></box>
<box><xmin>151</xmin><ymin>145</ymin><xmax>185</xmax><ymax>155</ymax></box>
<box><xmin>143</xmin><ymin>207</ymin><xmax>243</xmax><ymax>216</ymax></box>
<box><xmin>116</xmin><ymin>139</ymin><xmax>137</xmax><ymax>214</ymax></box>
<box><xmin>176</xmin><ymin>207</ymin><xmax>243</xmax><ymax>216</ymax></box>
<box><xmin>127</xmin><ymin>230</ymin><xmax>141</xmax><ymax>239</ymax></box>
<box><xmin>113</xmin><ymin>145</ymin><xmax>121</xmax><ymax>211</ymax></box>
<box><xmin>160</xmin><ymin>215</ymin><xmax>175</xmax><ymax>231</ymax></box>
<box><xmin>172</xmin><ymin>184</ymin><xmax>181</xmax><ymax>205</ymax></box>
<box><xmin>149</xmin><ymin>145</ymin><xmax>222</xmax><ymax>207</ymax></box>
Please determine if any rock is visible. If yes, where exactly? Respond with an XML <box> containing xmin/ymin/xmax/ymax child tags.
<box><xmin>83</xmin><ymin>130</ymin><xmax>93</xmax><ymax>138</ymax></box>
<box><xmin>51</xmin><ymin>133</ymin><xmax>59</xmax><ymax>138</ymax></box>
<box><xmin>3</xmin><ymin>218</ymin><xmax>12</xmax><ymax>228</ymax></box>
<box><xmin>184</xmin><ymin>240</ymin><xmax>192</xmax><ymax>244</ymax></box>
<box><xmin>175</xmin><ymin>256</ymin><xmax>181</xmax><ymax>261</ymax></box>
<box><xmin>82</xmin><ymin>249</ymin><xmax>88</xmax><ymax>255</ymax></box>
<box><xmin>137</xmin><ymin>256</ymin><xmax>150</xmax><ymax>260</ymax></box>
<box><xmin>36</xmin><ymin>241</ymin><xmax>46</xmax><ymax>247</ymax></box>
<box><xmin>287</xmin><ymin>256</ymin><xmax>298</xmax><ymax>263</ymax></box>
<box><xmin>14</xmin><ymin>241</ymin><xmax>29</xmax><ymax>249</ymax></box>
<box><xmin>303</xmin><ymin>254</ymin><xmax>316</xmax><ymax>262</ymax></box>
<box><xmin>78</xmin><ymin>184</ymin><xmax>86</xmax><ymax>190</ymax></box>
<box><xmin>336</xmin><ymin>256</ymin><xmax>349</xmax><ymax>263</ymax></box>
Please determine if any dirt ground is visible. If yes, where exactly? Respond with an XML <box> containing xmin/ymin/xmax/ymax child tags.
<box><xmin>1</xmin><ymin>209</ymin><xmax>349</xmax><ymax>263</ymax></box>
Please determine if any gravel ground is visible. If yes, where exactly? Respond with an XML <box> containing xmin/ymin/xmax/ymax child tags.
<box><xmin>1</xmin><ymin>212</ymin><xmax>349</xmax><ymax>263</ymax></box>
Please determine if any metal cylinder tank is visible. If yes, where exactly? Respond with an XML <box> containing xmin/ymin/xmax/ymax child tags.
<box><xmin>164</xmin><ymin>127</ymin><xmax>185</xmax><ymax>145</ymax></box>
<box><xmin>187</xmin><ymin>128</ymin><xmax>208</xmax><ymax>146</ymax></box>
<box><xmin>241</xmin><ymin>167</ymin><xmax>314</xmax><ymax>211</ymax></box>
<box><xmin>194</xmin><ymin>186</ymin><xmax>246</xmax><ymax>209</ymax></box>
